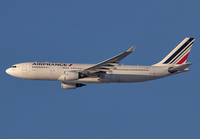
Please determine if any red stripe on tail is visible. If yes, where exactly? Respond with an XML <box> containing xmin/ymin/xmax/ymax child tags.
<box><xmin>176</xmin><ymin>52</ymin><xmax>190</xmax><ymax>64</ymax></box>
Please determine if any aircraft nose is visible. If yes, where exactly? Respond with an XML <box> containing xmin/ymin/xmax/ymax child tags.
<box><xmin>5</xmin><ymin>68</ymin><xmax>10</xmax><ymax>75</ymax></box>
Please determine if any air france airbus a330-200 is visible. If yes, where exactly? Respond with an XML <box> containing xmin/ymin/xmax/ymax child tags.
<box><xmin>6</xmin><ymin>38</ymin><xmax>195</xmax><ymax>89</ymax></box>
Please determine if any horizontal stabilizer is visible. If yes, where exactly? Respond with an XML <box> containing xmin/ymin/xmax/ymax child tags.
<box><xmin>168</xmin><ymin>63</ymin><xmax>193</xmax><ymax>73</ymax></box>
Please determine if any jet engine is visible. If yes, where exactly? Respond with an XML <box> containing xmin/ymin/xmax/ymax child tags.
<box><xmin>61</xmin><ymin>71</ymin><xmax>86</xmax><ymax>81</ymax></box>
<box><xmin>61</xmin><ymin>82</ymin><xmax>86</xmax><ymax>89</ymax></box>
<box><xmin>64</xmin><ymin>71</ymin><xmax>79</xmax><ymax>80</ymax></box>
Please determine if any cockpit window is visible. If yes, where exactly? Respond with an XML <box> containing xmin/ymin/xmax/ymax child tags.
<box><xmin>11</xmin><ymin>66</ymin><xmax>17</xmax><ymax>68</ymax></box>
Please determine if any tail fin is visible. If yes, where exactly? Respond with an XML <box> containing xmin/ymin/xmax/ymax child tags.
<box><xmin>154</xmin><ymin>38</ymin><xmax>195</xmax><ymax>65</ymax></box>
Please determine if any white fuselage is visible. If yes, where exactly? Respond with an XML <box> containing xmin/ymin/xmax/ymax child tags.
<box><xmin>6</xmin><ymin>62</ymin><xmax>173</xmax><ymax>84</ymax></box>
<box><xmin>5</xmin><ymin>38</ymin><xmax>194</xmax><ymax>89</ymax></box>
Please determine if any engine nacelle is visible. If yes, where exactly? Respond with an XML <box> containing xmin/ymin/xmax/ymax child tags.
<box><xmin>64</xmin><ymin>71</ymin><xmax>79</xmax><ymax>81</ymax></box>
<box><xmin>58</xmin><ymin>71</ymin><xmax>87</xmax><ymax>81</ymax></box>
<box><xmin>61</xmin><ymin>82</ymin><xmax>86</xmax><ymax>89</ymax></box>
<box><xmin>58</xmin><ymin>71</ymin><xmax>88</xmax><ymax>82</ymax></box>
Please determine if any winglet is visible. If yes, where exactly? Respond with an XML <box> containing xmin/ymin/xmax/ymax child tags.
<box><xmin>127</xmin><ymin>46</ymin><xmax>136</xmax><ymax>53</ymax></box>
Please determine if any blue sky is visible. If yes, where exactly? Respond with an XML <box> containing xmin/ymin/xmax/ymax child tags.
<box><xmin>0</xmin><ymin>0</ymin><xmax>200</xmax><ymax>138</ymax></box>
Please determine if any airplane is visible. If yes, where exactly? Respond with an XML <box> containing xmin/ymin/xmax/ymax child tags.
<box><xmin>6</xmin><ymin>38</ymin><xmax>195</xmax><ymax>89</ymax></box>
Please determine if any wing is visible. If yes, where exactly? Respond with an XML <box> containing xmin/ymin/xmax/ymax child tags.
<box><xmin>81</xmin><ymin>46</ymin><xmax>135</xmax><ymax>74</ymax></box>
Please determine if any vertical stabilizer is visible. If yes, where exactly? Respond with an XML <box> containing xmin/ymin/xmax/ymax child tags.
<box><xmin>154</xmin><ymin>38</ymin><xmax>195</xmax><ymax>65</ymax></box>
